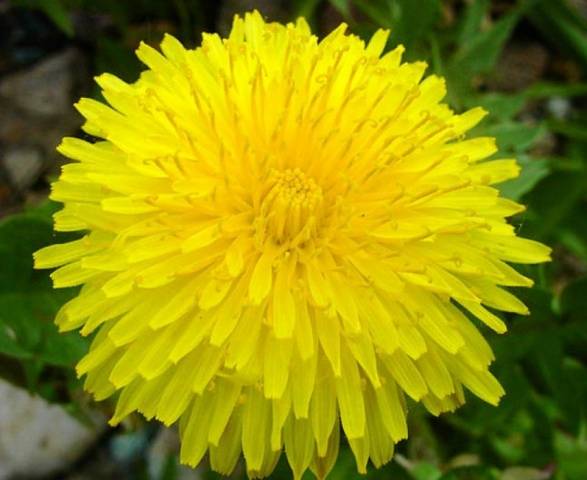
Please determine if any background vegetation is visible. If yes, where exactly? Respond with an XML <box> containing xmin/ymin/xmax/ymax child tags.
<box><xmin>1</xmin><ymin>0</ymin><xmax>586</xmax><ymax>479</ymax></box>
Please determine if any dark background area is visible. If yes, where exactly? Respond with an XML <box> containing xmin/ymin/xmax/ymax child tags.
<box><xmin>0</xmin><ymin>0</ymin><xmax>586</xmax><ymax>479</ymax></box>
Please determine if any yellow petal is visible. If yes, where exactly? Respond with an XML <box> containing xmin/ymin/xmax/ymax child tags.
<box><xmin>382</xmin><ymin>351</ymin><xmax>428</xmax><ymax>401</ymax></box>
<box><xmin>335</xmin><ymin>344</ymin><xmax>365</xmax><ymax>439</ymax></box>
<box><xmin>284</xmin><ymin>417</ymin><xmax>315</xmax><ymax>480</ymax></box>
<box><xmin>264</xmin><ymin>335</ymin><xmax>292</xmax><ymax>399</ymax></box>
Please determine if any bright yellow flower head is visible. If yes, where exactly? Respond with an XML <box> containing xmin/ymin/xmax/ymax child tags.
<box><xmin>35</xmin><ymin>11</ymin><xmax>550</xmax><ymax>479</ymax></box>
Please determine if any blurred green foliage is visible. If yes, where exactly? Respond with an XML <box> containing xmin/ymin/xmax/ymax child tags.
<box><xmin>2</xmin><ymin>0</ymin><xmax>587</xmax><ymax>479</ymax></box>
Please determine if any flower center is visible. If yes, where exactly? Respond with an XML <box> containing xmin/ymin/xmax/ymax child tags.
<box><xmin>259</xmin><ymin>168</ymin><xmax>323</xmax><ymax>246</ymax></box>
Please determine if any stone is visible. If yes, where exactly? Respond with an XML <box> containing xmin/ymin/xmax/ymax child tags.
<box><xmin>3</xmin><ymin>146</ymin><xmax>44</xmax><ymax>191</ymax></box>
<box><xmin>0</xmin><ymin>49</ymin><xmax>83</xmax><ymax>117</ymax></box>
<box><xmin>0</xmin><ymin>46</ymin><xmax>88</xmax><ymax>213</ymax></box>
<box><xmin>0</xmin><ymin>379</ymin><xmax>105</xmax><ymax>480</ymax></box>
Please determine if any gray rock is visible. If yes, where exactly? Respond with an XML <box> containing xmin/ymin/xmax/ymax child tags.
<box><xmin>0</xmin><ymin>47</ymin><xmax>88</xmax><ymax>210</ymax></box>
<box><xmin>3</xmin><ymin>146</ymin><xmax>44</xmax><ymax>191</ymax></box>
<box><xmin>0</xmin><ymin>379</ymin><xmax>105</xmax><ymax>480</ymax></box>
<box><xmin>0</xmin><ymin>49</ymin><xmax>83</xmax><ymax>117</ymax></box>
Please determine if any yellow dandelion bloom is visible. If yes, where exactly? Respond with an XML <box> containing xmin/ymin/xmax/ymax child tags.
<box><xmin>35</xmin><ymin>11</ymin><xmax>550</xmax><ymax>479</ymax></box>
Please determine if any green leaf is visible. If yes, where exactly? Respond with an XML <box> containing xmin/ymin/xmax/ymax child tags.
<box><xmin>12</xmin><ymin>0</ymin><xmax>74</xmax><ymax>36</ymax></box>
<box><xmin>547</xmin><ymin>119</ymin><xmax>587</xmax><ymax>142</ymax></box>
<box><xmin>560</xmin><ymin>277</ymin><xmax>587</xmax><ymax>322</ymax></box>
<box><xmin>0</xmin><ymin>288</ymin><xmax>85</xmax><ymax>369</ymax></box>
<box><xmin>477</xmin><ymin>123</ymin><xmax>544</xmax><ymax>154</ymax></box>
<box><xmin>557</xmin><ymin>226</ymin><xmax>587</xmax><ymax>262</ymax></box>
<box><xmin>555</xmin><ymin>360</ymin><xmax>587</xmax><ymax>436</ymax></box>
<box><xmin>329</xmin><ymin>0</ymin><xmax>352</xmax><ymax>18</ymax></box>
<box><xmin>530</xmin><ymin>332</ymin><xmax>564</xmax><ymax>394</ymax></box>
<box><xmin>354</xmin><ymin>0</ymin><xmax>393</xmax><ymax>28</ymax></box>
<box><xmin>524</xmin><ymin>169</ymin><xmax>586</xmax><ymax>238</ymax></box>
<box><xmin>0</xmin><ymin>323</ymin><xmax>32</xmax><ymax>359</ymax></box>
<box><xmin>392</xmin><ymin>0</ymin><xmax>442</xmax><ymax>51</ymax></box>
<box><xmin>439</xmin><ymin>465</ymin><xmax>500</xmax><ymax>480</ymax></box>
<box><xmin>159</xmin><ymin>454</ymin><xmax>179</xmax><ymax>480</ymax></box>
<box><xmin>0</xmin><ymin>203</ymin><xmax>87</xmax><ymax>396</ymax></box>
<box><xmin>555</xmin><ymin>430</ymin><xmax>587</xmax><ymax>479</ymax></box>
<box><xmin>470</xmin><ymin>93</ymin><xmax>527</xmax><ymax>122</ymax></box>
<box><xmin>527</xmin><ymin>0</ymin><xmax>587</xmax><ymax>72</ymax></box>
<box><xmin>350</xmin><ymin>0</ymin><xmax>440</xmax><ymax>56</ymax></box>
<box><xmin>458</xmin><ymin>0</ymin><xmax>490</xmax><ymax>46</ymax></box>
<box><xmin>447</xmin><ymin>7</ymin><xmax>523</xmax><ymax>103</ymax></box>
<box><xmin>499</xmin><ymin>156</ymin><xmax>550</xmax><ymax>201</ymax></box>
<box><xmin>409</xmin><ymin>462</ymin><xmax>442</xmax><ymax>480</ymax></box>
<box><xmin>292</xmin><ymin>0</ymin><xmax>323</xmax><ymax>18</ymax></box>
<box><xmin>525</xmin><ymin>82</ymin><xmax>587</xmax><ymax>98</ymax></box>
<box><xmin>40</xmin><ymin>0</ymin><xmax>74</xmax><ymax>36</ymax></box>
<box><xmin>0</xmin><ymin>215</ymin><xmax>53</xmax><ymax>291</ymax></box>
<box><xmin>325</xmin><ymin>447</ymin><xmax>357</xmax><ymax>479</ymax></box>
<box><xmin>525</xmin><ymin>399</ymin><xmax>556</xmax><ymax>466</ymax></box>
<box><xmin>450</xmin><ymin>12</ymin><xmax>520</xmax><ymax>76</ymax></box>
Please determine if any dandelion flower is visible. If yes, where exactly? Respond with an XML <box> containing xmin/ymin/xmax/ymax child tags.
<box><xmin>35</xmin><ymin>11</ymin><xmax>551</xmax><ymax>479</ymax></box>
